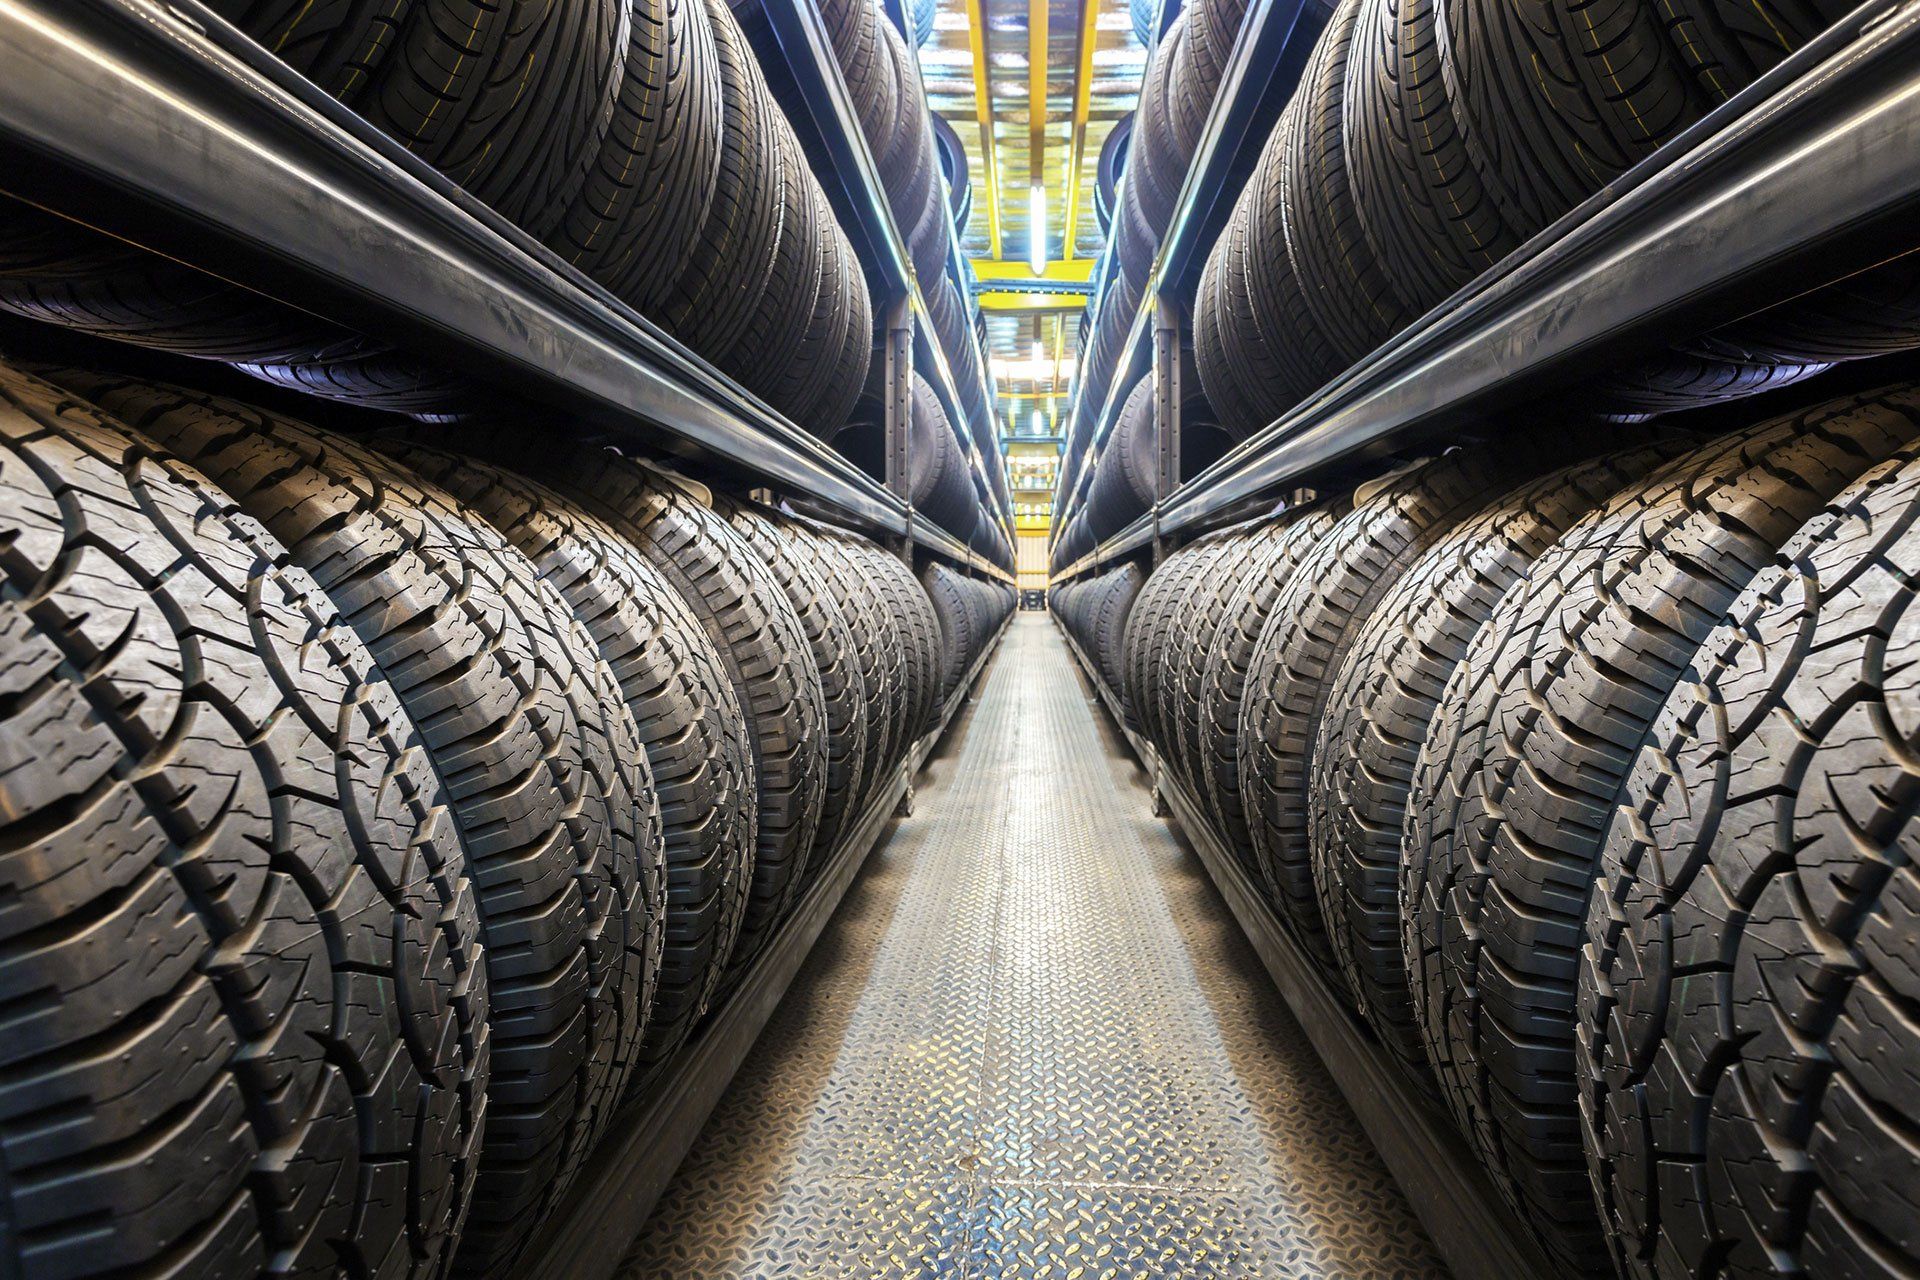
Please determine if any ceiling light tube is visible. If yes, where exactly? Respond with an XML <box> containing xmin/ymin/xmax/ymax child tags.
<box><xmin>1029</xmin><ymin>184</ymin><xmax>1047</xmax><ymax>274</ymax></box>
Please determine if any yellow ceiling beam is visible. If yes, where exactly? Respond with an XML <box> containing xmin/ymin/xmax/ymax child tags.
<box><xmin>977</xmin><ymin>291</ymin><xmax>1087</xmax><ymax>313</ymax></box>
<box><xmin>1061</xmin><ymin>0</ymin><xmax>1101</xmax><ymax>261</ymax></box>
<box><xmin>964</xmin><ymin>0</ymin><xmax>1002</xmax><ymax>259</ymax></box>
<box><xmin>971</xmin><ymin>257</ymin><xmax>1097</xmax><ymax>282</ymax></box>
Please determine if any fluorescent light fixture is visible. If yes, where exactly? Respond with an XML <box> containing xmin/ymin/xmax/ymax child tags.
<box><xmin>1030</xmin><ymin>409</ymin><xmax>1043</xmax><ymax>436</ymax></box>
<box><xmin>1028</xmin><ymin>185</ymin><xmax>1046</xmax><ymax>274</ymax></box>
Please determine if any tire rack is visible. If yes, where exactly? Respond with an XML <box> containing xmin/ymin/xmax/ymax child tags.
<box><xmin>0</xmin><ymin>0</ymin><xmax>1014</xmax><ymax>581</ymax></box>
<box><xmin>1047</xmin><ymin>0</ymin><xmax>1920</xmax><ymax>583</ymax></box>
<box><xmin>521</xmin><ymin>612</ymin><xmax>1014</xmax><ymax>1280</ymax></box>
<box><xmin>752</xmin><ymin>0</ymin><xmax>1017</xmax><ymax>540</ymax></box>
<box><xmin>1050</xmin><ymin>617</ymin><xmax>1555</xmax><ymax>1280</ymax></box>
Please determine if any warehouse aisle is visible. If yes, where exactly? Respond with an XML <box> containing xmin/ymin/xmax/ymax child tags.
<box><xmin>620</xmin><ymin>615</ymin><xmax>1446</xmax><ymax>1278</ymax></box>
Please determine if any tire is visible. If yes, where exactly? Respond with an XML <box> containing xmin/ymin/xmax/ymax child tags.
<box><xmin>790</xmin><ymin>520</ymin><xmax>907</xmax><ymax>804</ymax></box>
<box><xmin>1343</xmin><ymin>0</ymin><xmax>1518</xmax><ymax>315</ymax></box>
<box><xmin>659</xmin><ymin>0</ymin><xmax>783</xmax><ymax>363</ymax></box>
<box><xmin>545</xmin><ymin>0</ymin><xmax>724</xmax><ymax>317</ymax></box>
<box><xmin>527</xmin><ymin>451</ymin><xmax>829</xmax><ymax>984</ymax></box>
<box><xmin>720</xmin><ymin>499</ymin><xmax>869</xmax><ymax>875</ymax></box>
<box><xmin>1240</xmin><ymin>442</ymin><xmax>1573</xmax><ymax>962</ymax></box>
<box><xmin>873</xmin><ymin>542</ymin><xmax>946</xmax><ymax>735</ymax></box>
<box><xmin>1163</xmin><ymin>512</ymin><xmax>1301</xmax><ymax>797</ymax></box>
<box><xmin>1655</xmin><ymin>0</ymin><xmax>1852</xmax><ymax>101</ymax></box>
<box><xmin>1199</xmin><ymin>503</ymin><xmax>1343</xmax><ymax>871</ymax></box>
<box><xmin>42</xmin><ymin>372</ymin><xmax>660</xmax><ymax>1277</ymax></box>
<box><xmin>1309</xmin><ymin>438</ymin><xmax>1685</xmax><ymax>1074</ymax></box>
<box><xmin>1282</xmin><ymin>0</ymin><xmax>1417</xmax><ymax>363</ymax></box>
<box><xmin>204</xmin><ymin>0</ymin><xmax>416</xmax><ymax>97</ymax></box>
<box><xmin>1137</xmin><ymin>530</ymin><xmax>1246</xmax><ymax>753</ymax></box>
<box><xmin>922</xmin><ymin>562</ymin><xmax>980</xmax><ymax>703</ymax></box>
<box><xmin>1120</xmin><ymin>537</ymin><xmax>1200</xmax><ymax>729</ymax></box>
<box><xmin>1578</xmin><ymin>438</ymin><xmax>1920</xmax><ymax>1280</ymax></box>
<box><xmin>0</xmin><ymin>364</ymin><xmax>487</xmax><ymax>1280</ymax></box>
<box><xmin>1403</xmin><ymin>385</ymin><xmax>1920</xmax><ymax>1277</ymax></box>
<box><xmin>0</xmin><ymin>200</ymin><xmax>479</xmax><ymax>420</ymax></box>
<box><xmin>1436</xmin><ymin>0</ymin><xmax>1709</xmax><ymax>239</ymax></box>
<box><xmin>373</xmin><ymin>441</ymin><xmax>752</xmax><ymax>1077</ymax></box>
<box><xmin>350</xmin><ymin>0</ymin><xmax>628</xmax><ymax>238</ymax></box>
<box><xmin>1094</xmin><ymin>564</ymin><xmax>1148</xmax><ymax>695</ymax></box>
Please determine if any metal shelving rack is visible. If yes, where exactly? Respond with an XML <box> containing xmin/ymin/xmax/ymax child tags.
<box><xmin>1049</xmin><ymin>619</ymin><xmax>1554</xmax><ymax>1280</ymax></box>
<box><xmin>1049</xmin><ymin>0</ymin><xmax>1920</xmax><ymax>583</ymax></box>
<box><xmin>753</xmin><ymin>0</ymin><xmax>1017</xmax><ymax>541</ymax></box>
<box><xmin>0</xmin><ymin>0</ymin><xmax>1014</xmax><ymax>580</ymax></box>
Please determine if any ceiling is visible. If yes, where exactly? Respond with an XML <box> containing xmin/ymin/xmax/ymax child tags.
<box><xmin>915</xmin><ymin>0</ymin><xmax>1148</xmax><ymax>525</ymax></box>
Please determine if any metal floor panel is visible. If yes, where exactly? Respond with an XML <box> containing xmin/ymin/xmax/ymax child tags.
<box><xmin>619</xmin><ymin>616</ymin><xmax>1448</xmax><ymax>1279</ymax></box>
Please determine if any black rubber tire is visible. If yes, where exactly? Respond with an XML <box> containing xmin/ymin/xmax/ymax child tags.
<box><xmin>1120</xmin><ymin>536</ymin><xmax>1204</xmax><ymax>729</ymax></box>
<box><xmin>720</xmin><ymin>499</ymin><xmax>870</xmax><ymax>875</ymax></box>
<box><xmin>818</xmin><ymin>0</ymin><xmax>897</xmax><ymax>153</ymax></box>
<box><xmin>1436</xmin><ymin>0</ymin><xmax>1709</xmax><ymax>239</ymax></box>
<box><xmin>348</xmin><ymin>0</ymin><xmax>628</xmax><ymax>237</ymax></box>
<box><xmin>1131</xmin><ymin>14</ymin><xmax>1190</xmax><ymax>234</ymax></box>
<box><xmin>870</xmin><ymin>541</ymin><xmax>945</xmax><ymax>736</ymax></box>
<box><xmin>1093</xmin><ymin>564</ymin><xmax>1148</xmax><ymax>695</ymax></box>
<box><xmin>1343</xmin><ymin>0</ymin><xmax>1518</xmax><ymax>315</ymax></box>
<box><xmin>1282</xmin><ymin>0</ymin><xmax>1417</xmax><ymax>363</ymax></box>
<box><xmin>0</xmin><ymin>201</ymin><xmax>480</xmax><ymax>420</ymax></box>
<box><xmin>659</xmin><ymin>0</ymin><xmax>783</xmax><ymax>363</ymax></box>
<box><xmin>1135</xmin><ymin>531</ymin><xmax>1246</xmax><ymax>754</ymax></box>
<box><xmin>41</xmin><ymin>372</ymin><xmax>660</xmax><ymax>1277</ymax></box>
<box><xmin>1577</xmin><ymin>438</ymin><xmax>1920</xmax><ymax>1280</ymax></box>
<box><xmin>922</xmin><ymin>562</ymin><xmax>980</xmax><ymax>703</ymax></box>
<box><xmin>545</xmin><ymin>0</ymin><xmax>724</xmax><ymax>316</ymax></box>
<box><xmin>529</xmin><ymin>452</ymin><xmax>829</xmax><ymax>985</ymax></box>
<box><xmin>1403</xmin><ymin>385</ymin><xmax>1920</xmax><ymax>1277</ymax></box>
<box><xmin>1655</xmin><ymin>0</ymin><xmax>1852</xmax><ymax>102</ymax></box>
<box><xmin>1309</xmin><ymin>438</ymin><xmax>1686</xmax><ymax>1075</ymax></box>
<box><xmin>789</xmin><ymin>519</ymin><xmax>907</xmax><ymax>804</ymax></box>
<box><xmin>204</xmin><ymin>0</ymin><xmax>416</xmax><ymax>97</ymax></box>
<box><xmin>0</xmin><ymin>364</ymin><xmax>488</xmax><ymax>1280</ymax></box>
<box><xmin>1199</xmin><ymin>503</ymin><xmax>1343</xmax><ymax>872</ymax></box>
<box><xmin>373</xmin><ymin>440</ymin><xmax>752</xmax><ymax>1076</ymax></box>
<box><xmin>0</xmin><ymin>199</ymin><xmax>346</xmax><ymax>365</ymax></box>
<box><xmin>1239</xmin><ymin>443</ymin><xmax>1578</xmax><ymax>963</ymax></box>
<box><xmin>1162</xmin><ymin>512</ymin><xmax>1302</xmax><ymax>798</ymax></box>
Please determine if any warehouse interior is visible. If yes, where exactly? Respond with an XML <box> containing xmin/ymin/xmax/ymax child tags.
<box><xmin>0</xmin><ymin>0</ymin><xmax>1915</xmax><ymax>1278</ymax></box>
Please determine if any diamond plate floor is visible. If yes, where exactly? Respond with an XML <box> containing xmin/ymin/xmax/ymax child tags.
<box><xmin>619</xmin><ymin>615</ymin><xmax>1449</xmax><ymax>1279</ymax></box>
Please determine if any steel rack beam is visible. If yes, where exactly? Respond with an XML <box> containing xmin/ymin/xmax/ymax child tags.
<box><xmin>1054</xmin><ymin>0</ymin><xmax>1920</xmax><ymax>578</ymax></box>
<box><xmin>1049</xmin><ymin>0</ymin><xmax>1327</xmax><ymax>535</ymax></box>
<box><xmin>520</xmin><ymin>616</ymin><xmax>1014</xmax><ymax>1280</ymax></box>
<box><xmin>1051</xmin><ymin>619</ymin><xmax>1556</xmax><ymax>1280</ymax></box>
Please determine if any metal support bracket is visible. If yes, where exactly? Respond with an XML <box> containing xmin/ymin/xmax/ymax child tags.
<box><xmin>1151</xmin><ymin>296</ymin><xmax>1183</xmax><ymax>564</ymax></box>
<box><xmin>884</xmin><ymin>293</ymin><xmax>915</xmax><ymax>563</ymax></box>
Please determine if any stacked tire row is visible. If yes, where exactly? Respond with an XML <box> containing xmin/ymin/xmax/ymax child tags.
<box><xmin>1193</xmin><ymin>0</ymin><xmax>1920</xmax><ymax>437</ymax></box>
<box><xmin>0</xmin><ymin>0</ymin><xmax>875</xmax><ymax>436</ymax></box>
<box><xmin>815</xmin><ymin>0</ymin><xmax>993</xmax><ymax>452</ymax></box>
<box><xmin>1051</xmin><ymin>350</ymin><xmax>1241</xmax><ymax>570</ymax></box>
<box><xmin>828</xmin><ymin>368</ymin><xmax>1013</xmax><ymax>568</ymax></box>
<box><xmin>0</xmin><ymin>354</ymin><xmax>988</xmax><ymax>1280</ymax></box>
<box><xmin>1067</xmin><ymin>0</ymin><xmax>1251</xmax><ymax>490</ymax></box>
<box><xmin>921</xmin><ymin>561</ymin><xmax>1018</xmax><ymax>711</ymax></box>
<box><xmin>1050</xmin><ymin>564</ymin><xmax>1146</xmax><ymax>702</ymax></box>
<box><xmin>1073</xmin><ymin>376</ymin><xmax>1920</xmax><ymax>1279</ymax></box>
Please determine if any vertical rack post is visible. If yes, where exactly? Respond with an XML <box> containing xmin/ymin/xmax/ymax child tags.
<box><xmin>885</xmin><ymin>293</ymin><xmax>915</xmax><ymax>564</ymax></box>
<box><xmin>1151</xmin><ymin>295</ymin><xmax>1182</xmax><ymax>564</ymax></box>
